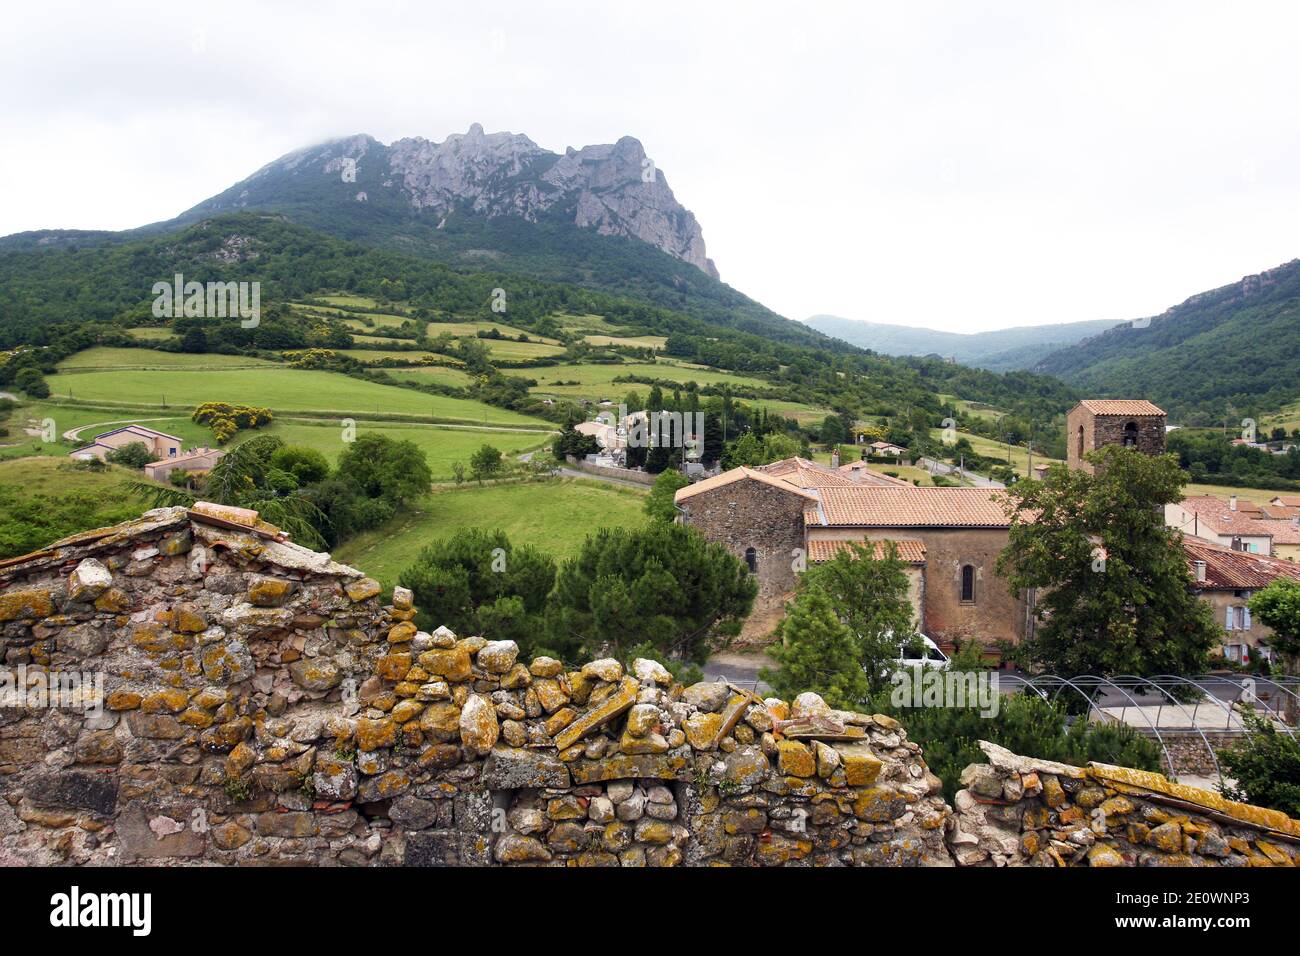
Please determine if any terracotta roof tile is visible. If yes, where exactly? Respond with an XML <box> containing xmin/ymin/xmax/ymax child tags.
<box><xmin>836</xmin><ymin>461</ymin><xmax>913</xmax><ymax>486</ymax></box>
<box><xmin>758</xmin><ymin>457</ymin><xmax>857</xmax><ymax>488</ymax></box>
<box><xmin>807</xmin><ymin>538</ymin><xmax>927</xmax><ymax>564</ymax></box>
<box><xmin>674</xmin><ymin>466</ymin><xmax>820</xmax><ymax>504</ymax></box>
<box><xmin>1175</xmin><ymin>496</ymin><xmax>1276</xmax><ymax>538</ymax></box>
<box><xmin>813</xmin><ymin>486</ymin><xmax>1013</xmax><ymax>527</ymax></box>
<box><xmin>1078</xmin><ymin>400</ymin><xmax>1166</xmax><ymax>416</ymax></box>
<box><xmin>1183</xmin><ymin>537</ymin><xmax>1300</xmax><ymax>590</ymax></box>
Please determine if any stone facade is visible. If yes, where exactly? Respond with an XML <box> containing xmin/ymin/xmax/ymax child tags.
<box><xmin>806</xmin><ymin>528</ymin><xmax>1030</xmax><ymax>651</ymax></box>
<box><xmin>674</xmin><ymin>476</ymin><xmax>810</xmax><ymax>640</ymax></box>
<box><xmin>1066</xmin><ymin>402</ymin><xmax>1167</xmax><ymax>474</ymax></box>
<box><xmin>947</xmin><ymin>741</ymin><xmax>1299</xmax><ymax>866</ymax></box>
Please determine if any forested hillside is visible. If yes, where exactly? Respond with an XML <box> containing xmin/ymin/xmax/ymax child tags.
<box><xmin>1034</xmin><ymin>260</ymin><xmax>1300</xmax><ymax>422</ymax></box>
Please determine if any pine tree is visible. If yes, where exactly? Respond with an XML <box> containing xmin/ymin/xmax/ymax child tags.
<box><xmin>761</xmin><ymin>590</ymin><xmax>871</xmax><ymax>709</ymax></box>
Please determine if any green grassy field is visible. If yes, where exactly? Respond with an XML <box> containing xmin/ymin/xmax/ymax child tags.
<box><xmin>481</xmin><ymin>339</ymin><xmax>566</xmax><ymax>360</ymax></box>
<box><xmin>931</xmin><ymin>428</ymin><xmax>1064</xmax><ymax>478</ymax></box>
<box><xmin>239</xmin><ymin>419</ymin><xmax>552</xmax><ymax>479</ymax></box>
<box><xmin>333</xmin><ymin>477</ymin><xmax>648</xmax><ymax>584</ymax></box>
<box><xmin>58</xmin><ymin>347</ymin><xmax>277</xmax><ymax>370</ymax></box>
<box><xmin>377</xmin><ymin>366</ymin><xmax>474</xmax><ymax>388</ymax></box>
<box><xmin>427</xmin><ymin>321</ymin><xmax>561</xmax><ymax>343</ymax></box>
<box><xmin>48</xmin><ymin>365</ymin><xmax>550</xmax><ymax>426</ymax></box>
<box><xmin>582</xmin><ymin>333</ymin><xmax>668</xmax><ymax>349</ymax></box>
<box><xmin>528</xmin><ymin>361</ymin><xmax>772</xmax><ymax>397</ymax></box>
<box><xmin>0</xmin><ymin>455</ymin><xmax>167</xmax><ymax>497</ymax></box>
<box><xmin>125</xmin><ymin>327</ymin><xmax>178</xmax><ymax>342</ymax></box>
<box><xmin>335</xmin><ymin>349</ymin><xmax>443</xmax><ymax>363</ymax></box>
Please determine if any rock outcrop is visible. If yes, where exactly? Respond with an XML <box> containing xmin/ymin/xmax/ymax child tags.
<box><xmin>203</xmin><ymin>125</ymin><xmax>719</xmax><ymax>278</ymax></box>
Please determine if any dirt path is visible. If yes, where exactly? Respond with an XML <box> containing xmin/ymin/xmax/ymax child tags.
<box><xmin>62</xmin><ymin>417</ymin><xmax>174</xmax><ymax>443</ymax></box>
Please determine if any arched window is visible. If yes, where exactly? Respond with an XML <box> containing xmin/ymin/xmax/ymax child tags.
<box><xmin>1122</xmin><ymin>421</ymin><xmax>1138</xmax><ymax>447</ymax></box>
<box><xmin>960</xmin><ymin>564</ymin><xmax>975</xmax><ymax>603</ymax></box>
<box><xmin>744</xmin><ymin>547</ymin><xmax>758</xmax><ymax>574</ymax></box>
<box><xmin>1076</xmin><ymin>425</ymin><xmax>1085</xmax><ymax>459</ymax></box>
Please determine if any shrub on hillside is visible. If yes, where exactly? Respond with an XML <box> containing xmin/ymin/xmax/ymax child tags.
<box><xmin>193</xmin><ymin>402</ymin><xmax>274</xmax><ymax>444</ymax></box>
<box><xmin>105</xmin><ymin>441</ymin><xmax>156</xmax><ymax>469</ymax></box>
<box><xmin>1217</xmin><ymin>711</ymin><xmax>1300</xmax><ymax>817</ymax></box>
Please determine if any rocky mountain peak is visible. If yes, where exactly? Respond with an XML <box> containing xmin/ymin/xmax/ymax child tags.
<box><xmin>200</xmin><ymin>125</ymin><xmax>718</xmax><ymax>278</ymax></box>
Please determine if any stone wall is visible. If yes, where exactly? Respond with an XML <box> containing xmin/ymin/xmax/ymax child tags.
<box><xmin>0</xmin><ymin>504</ymin><xmax>950</xmax><ymax>867</ymax></box>
<box><xmin>676</xmin><ymin>477</ymin><xmax>808</xmax><ymax>641</ymax></box>
<box><xmin>947</xmin><ymin>741</ymin><xmax>1300</xmax><ymax>867</ymax></box>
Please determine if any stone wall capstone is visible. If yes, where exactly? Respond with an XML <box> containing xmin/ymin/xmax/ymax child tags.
<box><xmin>947</xmin><ymin>741</ymin><xmax>1300</xmax><ymax>867</ymax></box>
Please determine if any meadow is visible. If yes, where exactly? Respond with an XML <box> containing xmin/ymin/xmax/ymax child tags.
<box><xmin>930</xmin><ymin>428</ymin><xmax>1064</xmax><ymax>478</ymax></box>
<box><xmin>334</xmin><ymin>477</ymin><xmax>648</xmax><ymax>584</ymax></box>
<box><xmin>242</xmin><ymin>418</ymin><xmax>552</xmax><ymax>479</ymax></box>
<box><xmin>48</xmin><ymin>364</ymin><xmax>549</xmax><ymax>426</ymax></box>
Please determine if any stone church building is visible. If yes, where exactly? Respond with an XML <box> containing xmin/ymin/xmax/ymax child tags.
<box><xmin>677</xmin><ymin>402</ymin><xmax>1168</xmax><ymax>655</ymax></box>
<box><xmin>1066</xmin><ymin>399</ymin><xmax>1166</xmax><ymax>473</ymax></box>
<box><xmin>674</xmin><ymin>457</ymin><xmax>1028</xmax><ymax>651</ymax></box>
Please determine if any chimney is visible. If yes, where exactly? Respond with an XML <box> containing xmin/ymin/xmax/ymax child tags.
<box><xmin>1193</xmin><ymin>560</ymin><xmax>1207</xmax><ymax>583</ymax></box>
<box><xmin>831</xmin><ymin>449</ymin><xmax>840</xmax><ymax>469</ymax></box>
<box><xmin>1230</xmin><ymin>494</ymin><xmax>1238</xmax><ymax>511</ymax></box>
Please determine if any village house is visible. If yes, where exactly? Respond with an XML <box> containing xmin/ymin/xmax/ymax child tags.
<box><xmin>1183</xmin><ymin>537</ymin><xmax>1300</xmax><ymax>664</ymax></box>
<box><xmin>1166</xmin><ymin>494</ymin><xmax>1275</xmax><ymax>555</ymax></box>
<box><xmin>868</xmin><ymin>440</ymin><xmax>906</xmax><ymax>458</ymax></box>
<box><xmin>142</xmin><ymin>447</ymin><xmax>225</xmax><ymax>483</ymax></box>
<box><xmin>70</xmin><ymin>424</ymin><xmax>183</xmax><ymax>463</ymax></box>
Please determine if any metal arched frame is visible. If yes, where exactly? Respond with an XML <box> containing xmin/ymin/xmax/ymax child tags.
<box><xmin>996</xmin><ymin>673</ymin><xmax>1179</xmax><ymax>778</ymax></box>
<box><xmin>1108</xmin><ymin>674</ymin><xmax>1227</xmax><ymax>782</ymax></box>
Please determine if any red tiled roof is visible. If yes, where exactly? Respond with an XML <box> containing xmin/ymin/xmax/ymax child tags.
<box><xmin>674</xmin><ymin>466</ymin><xmax>820</xmax><ymax>504</ymax></box>
<box><xmin>1260</xmin><ymin>505</ymin><xmax>1300</xmax><ymax>521</ymax></box>
<box><xmin>1271</xmin><ymin>496</ymin><xmax>1300</xmax><ymax>508</ymax></box>
<box><xmin>1253</xmin><ymin>519</ymin><xmax>1300</xmax><ymax>545</ymax></box>
<box><xmin>758</xmin><ymin>457</ymin><xmax>857</xmax><ymax>488</ymax></box>
<box><xmin>1175</xmin><ymin>496</ymin><xmax>1276</xmax><ymax>538</ymax></box>
<box><xmin>812</xmin><ymin>486</ymin><xmax>1013</xmax><ymax>528</ymax></box>
<box><xmin>1183</xmin><ymin>537</ymin><xmax>1300</xmax><ymax>590</ymax></box>
<box><xmin>837</xmin><ymin>461</ymin><xmax>913</xmax><ymax>486</ymax></box>
<box><xmin>1077</xmin><ymin>400</ymin><xmax>1166</xmax><ymax>416</ymax></box>
<box><xmin>807</xmin><ymin>538</ymin><xmax>927</xmax><ymax>564</ymax></box>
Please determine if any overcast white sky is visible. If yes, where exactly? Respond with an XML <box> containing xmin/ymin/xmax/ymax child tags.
<box><xmin>3</xmin><ymin>1</ymin><xmax>1299</xmax><ymax>333</ymax></box>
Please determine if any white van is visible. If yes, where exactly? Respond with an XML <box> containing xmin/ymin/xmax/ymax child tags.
<box><xmin>895</xmin><ymin>633</ymin><xmax>949</xmax><ymax>670</ymax></box>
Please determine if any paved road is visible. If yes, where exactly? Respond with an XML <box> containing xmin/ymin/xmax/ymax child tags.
<box><xmin>917</xmin><ymin>456</ymin><xmax>1005</xmax><ymax>488</ymax></box>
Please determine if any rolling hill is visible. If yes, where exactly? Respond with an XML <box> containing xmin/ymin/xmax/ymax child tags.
<box><xmin>804</xmin><ymin>315</ymin><xmax>1120</xmax><ymax>371</ymax></box>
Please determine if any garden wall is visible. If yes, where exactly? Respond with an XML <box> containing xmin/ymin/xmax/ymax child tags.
<box><xmin>0</xmin><ymin>503</ymin><xmax>1295</xmax><ymax>867</ymax></box>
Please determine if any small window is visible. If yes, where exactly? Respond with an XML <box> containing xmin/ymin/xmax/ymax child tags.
<box><xmin>744</xmin><ymin>547</ymin><xmax>758</xmax><ymax>574</ymax></box>
<box><xmin>960</xmin><ymin>565</ymin><xmax>976</xmax><ymax>603</ymax></box>
<box><xmin>1076</xmin><ymin>424</ymin><xmax>1085</xmax><ymax>459</ymax></box>
<box><xmin>1122</xmin><ymin>421</ymin><xmax>1138</xmax><ymax>447</ymax></box>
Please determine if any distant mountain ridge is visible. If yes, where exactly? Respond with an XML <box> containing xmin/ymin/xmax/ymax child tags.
<box><xmin>804</xmin><ymin>315</ymin><xmax>1120</xmax><ymax>371</ymax></box>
